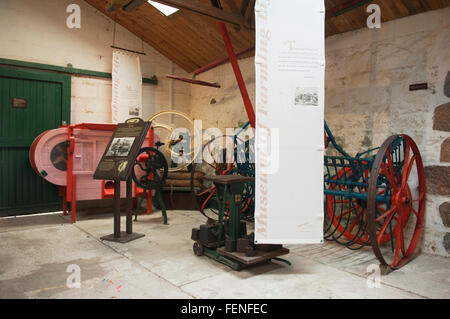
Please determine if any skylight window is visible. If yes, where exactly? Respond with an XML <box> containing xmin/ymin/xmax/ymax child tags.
<box><xmin>148</xmin><ymin>1</ymin><xmax>179</xmax><ymax>16</ymax></box>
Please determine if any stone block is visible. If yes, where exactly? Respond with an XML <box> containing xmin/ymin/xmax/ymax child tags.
<box><xmin>444</xmin><ymin>233</ymin><xmax>450</xmax><ymax>254</ymax></box>
<box><xmin>444</xmin><ymin>71</ymin><xmax>450</xmax><ymax>98</ymax></box>
<box><xmin>433</xmin><ymin>102</ymin><xmax>450</xmax><ymax>132</ymax></box>
<box><xmin>424</xmin><ymin>166</ymin><xmax>450</xmax><ymax>195</ymax></box>
<box><xmin>441</xmin><ymin>138</ymin><xmax>450</xmax><ymax>163</ymax></box>
<box><xmin>439</xmin><ymin>202</ymin><xmax>450</xmax><ymax>227</ymax></box>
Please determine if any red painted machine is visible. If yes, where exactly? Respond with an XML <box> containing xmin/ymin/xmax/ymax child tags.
<box><xmin>29</xmin><ymin>123</ymin><xmax>156</xmax><ymax>223</ymax></box>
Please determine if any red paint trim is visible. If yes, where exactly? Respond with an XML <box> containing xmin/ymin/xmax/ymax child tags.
<box><xmin>147</xmin><ymin>127</ymin><xmax>154</xmax><ymax>215</ymax></box>
<box><xmin>73</xmin><ymin>123</ymin><xmax>117</xmax><ymax>131</ymax></box>
<box><xmin>102</xmin><ymin>180</ymin><xmax>115</xmax><ymax>199</ymax></box>
<box><xmin>66</xmin><ymin>125</ymin><xmax>77</xmax><ymax>222</ymax></box>
<box><xmin>71</xmin><ymin>175</ymin><xmax>77</xmax><ymax>223</ymax></box>
<box><xmin>66</xmin><ymin>126</ymin><xmax>74</xmax><ymax>202</ymax></box>
<box><xmin>218</xmin><ymin>23</ymin><xmax>255</xmax><ymax>128</ymax></box>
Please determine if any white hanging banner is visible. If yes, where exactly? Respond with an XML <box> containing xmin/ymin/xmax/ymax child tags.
<box><xmin>254</xmin><ymin>0</ymin><xmax>325</xmax><ymax>244</ymax></box>
<box><xmin>111</xmin><ymin>49</ymin><xmax>143</xmax><ymax>123</ymax></box>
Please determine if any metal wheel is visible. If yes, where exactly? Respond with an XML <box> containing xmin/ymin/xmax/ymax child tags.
<box><xmin>193</xmin><ymin>242</ymin><xmax>204</xmax><ymax>256</ymax></box>
<box><xmin>148</xmin><ymin>110</ymin><xmax>201</xmax><ymax>172</ymax></box>
<box><xmin>234</xmin><ymin>138</ymin><xmax>255</xmax><ymax>222</ymax></box>
<box><xmin>132</xmin><ymin>147</ymin><xmax>168</xmax><ymax>190</ymax></box>
<box><xmin>190</xmin><ymin>135</ymin><xmax>237</xmax><ymax>222</ymax></box>
<box><xmin>367</xmin><ymin>135</ymin><xmax>426</xmax><ymax>269</ymax></box>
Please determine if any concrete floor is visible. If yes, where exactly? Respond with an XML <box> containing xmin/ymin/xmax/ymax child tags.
<box><xmin>0</xmin><ymin>210</ymin><xmax>449</xmax><ymax>299</ymax></box>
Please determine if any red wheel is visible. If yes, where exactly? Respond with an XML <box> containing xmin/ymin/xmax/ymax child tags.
<box><xmin>325</xmin><ymin>166</ymin><xmax>371</xmax><ymax>248</ymax></box>
<box><xmin>367</xmin><ymin>135</ymin><xmax>426</xmax><ymax>269</ymax></box>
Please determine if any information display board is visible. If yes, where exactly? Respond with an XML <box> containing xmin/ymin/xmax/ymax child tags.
<box><xmin>94</xmin><ymin>118</ymin><xmax>150</xmax><ymax>181</ymax></box>
<box><xmin>254</xmin><ymin>1</ymin><xmax>325</xmax><ymax>244</ymax></box>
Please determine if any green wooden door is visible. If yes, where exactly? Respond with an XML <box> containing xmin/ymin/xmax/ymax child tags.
<box><xmin>0</xmin><ymin>66</ymin><xmax>70</xmax><ymax>216</ymax></box>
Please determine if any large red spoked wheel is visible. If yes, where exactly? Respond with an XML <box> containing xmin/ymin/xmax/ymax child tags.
<box><xmin>367</xmin><ymin>135</ymin><xmax>426</xmax><ymax>270</ymax></box>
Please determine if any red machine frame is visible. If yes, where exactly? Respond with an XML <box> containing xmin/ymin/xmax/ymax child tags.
<box><xmin>61</xmin><ymin>123</ymin><xmax>154</xmax><ymax>223</ymax></box>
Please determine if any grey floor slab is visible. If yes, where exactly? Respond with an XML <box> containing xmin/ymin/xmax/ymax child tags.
<box><xmin>0</xmin><ymin>210</ymin><xmax>449</xmax><ymax>299</ymax></box>
<box><xmin>180</xmin><ymin>254</ymin><xmax>422</xmax><ymax>299</ymax></box>
<box><xmin>290</xmin><ymin>242</ymin><xmax>450</xmax><ymax>299</ymax></box>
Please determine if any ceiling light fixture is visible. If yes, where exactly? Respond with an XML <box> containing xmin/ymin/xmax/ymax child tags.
<box><xmin>148</xmin><ymin>1</ymin><xmax>179</xmax><ymax>16</ymax></box>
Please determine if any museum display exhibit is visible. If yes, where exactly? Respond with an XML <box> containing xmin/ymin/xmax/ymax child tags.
<box><xmin>0</xmin><ymin>0</ymin><xmax>449</xmax><ymax>303</ymax></box>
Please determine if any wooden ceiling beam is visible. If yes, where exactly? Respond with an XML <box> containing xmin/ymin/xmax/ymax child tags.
<box><xmin>106</xmin><ymin>0</ymin><xmax>129</xmax><ymax>12</ymax></box>
<box><xmin>325</xmin><ymin>0</ymin><xmax>374</xmax><ymax>20</ymax></box>
<box><xmin>149</xmin><ymin>0</ymin><xmax>252</xmax><ymax>29</ymax></box>
<box><xmin>122</xmin><ymin>0</ymin><xmax>148</xmax><ymax>12</ymax></box>
<box><xmin>240</xmin><ymin>0</ymin><xmax>250</xmax><ymax>15</ymax></box>
<box><xmin>243</xmin><ymin>0</ymin><xmax>255</xmax><ymax>25</ymax></box>
<box><xmin>226</xmin><ymin>0</ymin><xmax>241</xmax><ymax>14</ymax></box>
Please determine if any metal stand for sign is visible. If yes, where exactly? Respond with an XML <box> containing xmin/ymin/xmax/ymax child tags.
<box><xmin>100</xmin><ymin>177</ymin><xmax>145</xmax><ymax>243</ymax></box>
<box><xmin>94</xmin><ymin>118</ymin><xmax>151</xmax><ymax>243</ymax></box>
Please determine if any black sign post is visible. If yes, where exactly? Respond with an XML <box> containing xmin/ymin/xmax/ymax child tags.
<box><xmin>94</xmin><ymin>118</ymin><xmax>151</xmax><ymax>243</ymax></box>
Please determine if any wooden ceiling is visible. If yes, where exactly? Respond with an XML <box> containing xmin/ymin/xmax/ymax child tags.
<box><xmin>84</xmin><ymin>0</ymin><xmax>450</xmax><ymax>73</ymax></box>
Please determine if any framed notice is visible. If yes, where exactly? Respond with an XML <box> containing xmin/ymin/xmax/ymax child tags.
<box><xmin>93</xmin><ymin>118</ymin><xmax>150</xmax><ymax>181</ymax></box>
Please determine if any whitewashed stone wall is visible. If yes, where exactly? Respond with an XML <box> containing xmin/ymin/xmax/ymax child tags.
<box><xmin>189</xmin><ymin>7</ymin><xmax>450</xmax><ymax>256</ymax></box>
<box><xmin>190</xmin><ymin>57</ymin><xmax>255</xmax><ymax>131</ymax></box>
<box><xmin>0</xmin><ymin>0</ymin><xmax>191</xmax><ymax>124</ymax></box>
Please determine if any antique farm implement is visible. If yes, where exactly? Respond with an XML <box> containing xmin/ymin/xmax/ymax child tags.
<box><xmin>29</xmin><ymin>123</ymin><xmax>157</xmax><ymax>223</ymax></box>
<box><xmin>324</xmin><ymin>122</ymin><xmax>426</xmax><ymax>270</ymax></box>
<box><xmin>190</xmin><ymin>119</ymin><xmax>426</xmax><ymax>271</ymax></box>
<box><xmin>190</xmin><ymin>120</ymin><xmax>255</xmax><ymax>223</ymax></box>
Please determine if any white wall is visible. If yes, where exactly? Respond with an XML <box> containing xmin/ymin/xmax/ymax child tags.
<box><xmin>0</xmin><ymin>0</ymin><xmax>191</xmax><ymax>124</ymax></box>
<box><xmin>189</xmin><ymin>57</ymin><xmax>255</xmax><ymax>131</ymax></box>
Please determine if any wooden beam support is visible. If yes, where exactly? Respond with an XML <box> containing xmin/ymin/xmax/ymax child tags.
<box><xmin>193</xmin><ymin>45</ymin><xmax>255</xmax><ymax>76</ymax></box>
<box><xmin>150</xmin><ymin>0</ymin><xmax>252</xmax><ymax>29</ymax></box>
<box><xmin>325</xmin><ymin>0</ymin><xmax>374</xmax><ymax>20</ymax></box>
<box><xmin>123</xmin><ymin>0</ymin><xmax>148</xmax><ymax>12</ymax></box>
<box><xmin>243</xmin><ymin>0</ymin><xmax>254</xmax><ymax>26</ymax></box>
<box><xmin>165</xmin><ymin>74</ymin><xmax>221</xmax><ymax>88</ymax></box>
<box><xmin>106</xmin><ymin>0</ymin><xmax>129</xmax><ymax>12</ymax></box>
<box><xmin>240</xmin><ymin>0</ymin><xmax>250</xmax><ymax>15</ymax></box>
<box><xmin>226</xmin><ymin>0</ymin><xmax>241</xmax><ymax>15</ymax></box>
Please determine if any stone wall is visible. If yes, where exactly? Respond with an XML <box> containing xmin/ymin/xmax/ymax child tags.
<box><xmin>189</xmin><ymin>7</ymin><xmax>450</xmax><ymax>256</ymax></box>
<box><xmin>190</xmin><ymin>57</ymin><xmax>255</xmax><ymax>131</ymax></box>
